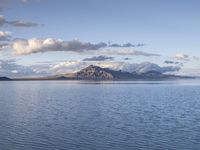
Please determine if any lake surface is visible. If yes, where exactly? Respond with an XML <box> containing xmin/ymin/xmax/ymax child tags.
<box><xmin>0</xmin><ymin>80</ymin><xmax>200</xmax><ymax>150</ymax></box>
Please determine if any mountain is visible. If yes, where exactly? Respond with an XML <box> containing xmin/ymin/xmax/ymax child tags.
<box><xmin>58</xmin><ymin>65</ymin><xmax>185</xmax><ymax>80</ymax></box>
<box><xmin>0</xmin><ymin>77</ymin><xmax>11</xmax><ymax>81</ymax></box>
<box><xmin>12</xmin><ymin>65</ymin><xmax>191</xmax><ymax>81</ymax></box>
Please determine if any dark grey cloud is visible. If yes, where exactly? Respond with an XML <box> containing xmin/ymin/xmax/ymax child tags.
<box><xmin>83</xmin><ymin>55</ymin><xmax>114</xmax><ymax>61</ymax></box>
<box><xmin>124</xmin><ymin>58</ymin><xmax>131</xmax><ymax>60</ymax></box>
<box><xmin>0</xmin><ymin>15</ymin><xmax>39</xmax><ymax>27</ymax></box>
<box><xmin>108</xmin><ymin>43</ymin><xmax>145</xmax><ymax>48</ymax></box>
<box><xmin>164</xmin><ymin>60</ymin><xmax>180</xmax><ymax>65</ymax></box>
<box><xmin>8</xmin><ymin>20</ymin><xmax>39</xmax><ymax>27</ymax></box>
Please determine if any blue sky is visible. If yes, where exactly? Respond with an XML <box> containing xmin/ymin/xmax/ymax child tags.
<box><xmin>0</xmin><ymin>0</ymin><xmax>200</xmax><ymax>77</ymax></box>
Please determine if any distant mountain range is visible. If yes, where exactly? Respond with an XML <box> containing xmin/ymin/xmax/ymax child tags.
<box><xmin>0</xmin><ymin>65</ymin><xmax>192</xmax><ymax>81</ymax></box>
<box><xmin>53</xmin><ymin>65</ymin><xmax>190</xmax><ymax>80</ymax></box>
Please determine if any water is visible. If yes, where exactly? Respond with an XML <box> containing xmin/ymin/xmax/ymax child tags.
<box><xmin>0</xmin><ymin>80</ymin><xmax>200</xmax><ymax>150</ymax></box>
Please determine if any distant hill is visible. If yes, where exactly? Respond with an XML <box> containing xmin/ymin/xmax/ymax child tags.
<box><xmin>0</xmin><ymin>77</ymin><xmax>11</xmax><ymax>81</ymax></box>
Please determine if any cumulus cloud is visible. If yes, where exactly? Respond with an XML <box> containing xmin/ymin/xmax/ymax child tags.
<box><xmin>0</xmin><ymin>15</ymin><xmax>39</xmax><ymax>27</ymax></box>
<box><xmin>173</xmin><ymin>53</ymin><xmax>190</xmax><ymax>61</ymax></box>
<box><xmin>12</xmin><ymin>38</ymin><xmax>107</xmax><ymax>55</ymax></box>
<box><xmin>0</xmin><ymin>31</ymin><xmax>11</xmax><ymax>41</ymax></box>
<box><xmin>49</xmin><ymin>61</ymin><xmax>181</xmax><ymax>75</ymax></box>
<box><xmin>12</xmin><ymin>38</ymin><xmax>159</xmax><ymax>56</ymax></box>
<box><xmin>83</xmin><ymin>55</ymin><xmax>114</xmax><ymax>61</ymax></box>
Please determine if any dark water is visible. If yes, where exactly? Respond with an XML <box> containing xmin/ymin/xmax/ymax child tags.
<box><xmin>0</xmin><ymin>80</ymin><xmax>200</xmax><ymax>150</ymax></box>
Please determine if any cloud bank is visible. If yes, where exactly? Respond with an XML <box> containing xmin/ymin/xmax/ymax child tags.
<box><xmin>50</xmin><ymin>61</ymin><xmax>181</xmax><ymax>75</ymax></box>
<box><xmin>12</xmin><ymin>38</ymin><xmax>160</xmax><ymax>57</ymax></box>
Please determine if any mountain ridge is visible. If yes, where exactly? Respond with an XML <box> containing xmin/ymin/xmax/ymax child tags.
<box><xmin>0</xmin><ymin>65</ymin><xmax>193</xmax><ymax>81</ymax></box>
<box><xmin>59</xmin><ymin>65</ymin><xmax>189</xmax><ymax>80</ymax></box>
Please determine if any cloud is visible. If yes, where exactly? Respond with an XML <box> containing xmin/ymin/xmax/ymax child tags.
<box><xmin>83</xmin><ymin>55</ymin><xmax>114</xmax><ymax>61</ymax></box>
<box><xmin>50</xmin><ymin>61</ymin><xmax>181</xmax><ymax>75</ymax></box>
<box><xmin>0</xmin><ymin>59</ymin><xmax>50</xmax><ymax>77</ymax></box>
<box><xmin>0</xmin><ymin>59</ymin><xmax>181</xmax><ymax>77</ymax></box>
<box><xmin>12</xmin><ymin>38</ymin><xmax>107</xmax><ymax>55</ymax></box>
<box><xmin>50</xmin><ymin>61</ymin><xmax>88</xmax><ymax>74</ymax></box>
<box><xmin>99</xmin><ymin>49</ymin><xmax>160</xmax><ymax>57</ymax></box>
<box><xmin>0</xmin><ymin>31</ymin><xmax>11</xmax><ymax>41</ymax></box>
<box><xmin>108</xmin><ymin>43</ymin><xmax>145</xmax><ymax>47</ymax></box>
<box><xmin>193</xmin><ymin>56</ymin><xmax>200</xmax><ymax>60</ymax></box>
<box><xmin>124</xmin><ymin>58</ymin><xmax>131</xmax><ymax>60</ymax></box>
<box><xmin>0</xmin><ymin>59</ymin><xmax>34</xmax><ymax>77</ymax></box>
<box><xmin>0</xmin><ymin>15</ymin><xmax>39</xmax><ymax>27</ymax></box>
<box><xmin>164</xmin><ymin>60</ymin><xmax>180</xmax><ymax>65</ymax></box>
<box><xmin>12</xmin><ymin>38</ymin><xmax>158</xmax><ymax>56</ymax></box>
<box><xmin>99</xmin><ymin>62</ymin><xmax>181</xmax><ymax>74</ymax></box>
<box><xmin>173</xmin><ymin>53</ymin><xmax>190</xmax><ymax>61</ymax></box>
<box><xmin>0</xmin><ymin>43</ymin><xmax>10</xmax><ymax>50</ymax></box>
<box><xmin>8</xmin><ymin>20</ymin><xmax>38</xmax><ymax>27</ymax></box>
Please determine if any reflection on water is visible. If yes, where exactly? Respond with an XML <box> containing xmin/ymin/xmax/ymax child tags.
<box><xmin>0</xmin><ymin>80</ymin><xmax>200</xmax><ymax>150</ymax></box>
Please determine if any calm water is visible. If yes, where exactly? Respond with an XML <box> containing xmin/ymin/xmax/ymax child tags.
<box><xmin>0</xmin><ymin>80</ymin><xmax>200</xmax><ymax>150</ymax></box>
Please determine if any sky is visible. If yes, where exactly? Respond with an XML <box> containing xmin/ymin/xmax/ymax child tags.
<box><xmin>0</xmin><ymin>0</ymin><xmax>200</xmax><ymax>77</ymax></box>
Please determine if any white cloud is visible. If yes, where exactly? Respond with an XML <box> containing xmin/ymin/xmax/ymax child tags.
<box><xmin>0</xmin><ymin>31</ymin><xmax>11</xmax><ymax>41</ymax></box>
<box><xmin>174</xmin><ymin>53</ymin><xmax>190</xmax><ymax>61</ymax></box>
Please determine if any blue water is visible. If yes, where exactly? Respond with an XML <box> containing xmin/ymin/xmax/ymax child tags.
<box><xmin>0</xmin><ymin>80</ymin><xmax>200</xmax><ymax>150</ymax></box>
